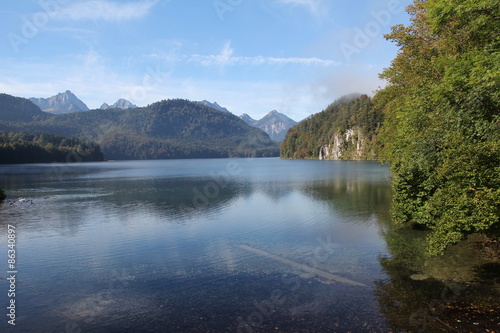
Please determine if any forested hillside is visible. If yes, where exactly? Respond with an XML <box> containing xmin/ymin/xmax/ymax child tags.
<box><xmin>0</xmin><ymin>93</ymin><xmax>52</xmax><ymax>122</ymax></box>
<box><xmin>376</xmin><ymin>0</ymin><xmax>499</xmax><ymax>254</ymax></box>
<box><xmin>0</xmin><ymin>132</ymin><xmax>104</xmax><ymax>164</ymax></box>
<box><xmin>280</xmin><ymin>94</ymin><xmax>383</xmax><ymax>160</ymax></box>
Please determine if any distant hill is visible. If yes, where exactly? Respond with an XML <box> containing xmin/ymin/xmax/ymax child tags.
<box><xmin>0</xmin><ymin>93</ymin><xmax>52</xmax><ymax>122</ymax></box>
<box><xmin>196</xmin><ymin>101</ymin><xmax>297</xmax><ymax>142</ymax></box>
<box><xmin>0</xmin><ymin>95</ymin><xmax>279</xmax><ymax>160</ymax></box>
<box><xmin>100</xmin><ymin>99</ymin><xmax>137</xmax><ymax>110</ymax></box>
<box><xmin>197</xmin><ymin>100</ymin><xmax>230</xmax><ymax>113</ymax></box>
<box><xmin>281</xmin><ymin>95</ymin><xmax>383</xmax><ymax>160</ymax></box>
<box><xmin>30</xmin><ymin>90</ymin><xmax>89</xmax><ymax>114</ymax></box>
<box><xmin>251</xmin><ymin>110</ymin><xmax>298</xmax><ymax>142</ymax></box>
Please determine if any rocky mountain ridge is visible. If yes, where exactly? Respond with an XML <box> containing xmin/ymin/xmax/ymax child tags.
<box><xmin>100</xmin><ymin>99</ymin><xmax>137</xmax><ymax>110</ymax></box>
<box><xmin>29</xmin><ymin>90</ymin><xmax>89</xmax><ymax>114</ymax></box>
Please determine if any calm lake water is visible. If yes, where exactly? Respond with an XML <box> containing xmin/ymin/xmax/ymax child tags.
<box><xmin>1</xmin><ymin>158</ymin><xmax>493</xmax><ymax>332</ymax></box>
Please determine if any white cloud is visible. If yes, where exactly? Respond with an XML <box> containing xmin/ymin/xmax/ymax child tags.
<box><xmin>53</xmin><ymin>0</ymin><xmax>159</xmax><ymax>22</ymax></box>
<box><xmin>184</xmin><ymin>41</ymin><xmax>340</xmax><ymax>67</ymax></box>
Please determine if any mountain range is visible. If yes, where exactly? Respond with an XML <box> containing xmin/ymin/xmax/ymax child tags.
<box><xmin>100</xmin><ymin>99</ymin><xmax>138</xmax><ymax>110</ymax></box>
<box><xmin>0</xmin><ymin>93</ymin><xmax>279</xmax><ymax>161</ymax></box>
<box><xmin>241</xmin><ymin>110</ymin><xmax>298</xmax><ymax>142</ymax></box>
<box><xmin>28</xmin><ymin>91</ymin><xmax>298</xmax><ymax>142</ymax></box>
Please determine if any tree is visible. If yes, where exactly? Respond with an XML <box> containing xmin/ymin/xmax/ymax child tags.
<box><xmin>377</xmin><ymin>0</ymin><xmax>500</xmax><ymax>254</ymax></box>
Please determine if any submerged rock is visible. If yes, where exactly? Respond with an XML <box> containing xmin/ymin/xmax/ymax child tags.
<box><xmin>410</xmin><ymin>274</ymin><xmax>430</xmax><ymax>281</ymax></box>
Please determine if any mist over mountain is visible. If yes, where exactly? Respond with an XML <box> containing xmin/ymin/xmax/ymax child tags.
<box><xmin>29</xmin><ymin>90</ymin><xmax>89</xmax><ymax>114</ymax></box>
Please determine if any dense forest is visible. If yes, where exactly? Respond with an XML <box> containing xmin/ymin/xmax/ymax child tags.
<box><xmin>0</xmin><ymin>132</ymin><xmax>104</xmax><ymax>164</ymax></box>
<box><xmin>280</xmin><ymin>94</ymin><xmax>383</xmax><ymax>160</ymax></box>
<box><xmin>0</xmin><ymin>97</ymin><xmax>279</xmax><ymax>160</ymax></box>
<box><xmin>376</xmin><ymin>0</ymin><xmax>499</xmax><ymax>255</ymax></box>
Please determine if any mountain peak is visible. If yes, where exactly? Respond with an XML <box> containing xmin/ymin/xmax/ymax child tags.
<box><xmin>197</xmin><ymin>100</ymin><xmax>230</xmax><ymax>113</ymax></box>
<box><xmin>100</xmin><ymin>99</ymin><xmax>137</xmax><ymax>110</ymax></box>
<box><xmin>253</xmin><ymin>110</ymin><xmax>297</xmax><ymax>142</ymax></box>
<box><xmin>239</xmin><ymin>113</ymin><xmax>257</xmax><ymax>126</ymax></box>
<box><xmin>240</xmin><ymin>110</ymin><xmax>298</xmax><ymax>142</ymax></box>
<box><xmin>29</xmin><ymin>91</ymin><xmax>89</xmax><ymax>114</ymax></box>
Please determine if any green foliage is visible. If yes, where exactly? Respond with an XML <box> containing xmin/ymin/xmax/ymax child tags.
<box><xmin>377</xmin><ymin>0</ymin><xmax>500</xmax><ymax>255</ymax></box>
<box><xmin>280</xmin><ymin>94</ymin><xmax>383</xmax><ymax>159</ymax></box>
<box><xmin>0</xmin><ymin>131</ymin><xmax>104</xmax><ymax>164</ymax></box>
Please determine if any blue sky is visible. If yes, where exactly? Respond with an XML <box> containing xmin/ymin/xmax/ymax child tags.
<box><xmin>0</xmin><ymin>0</ymin><xmax>412</xmax><ymax>121</ymax></box>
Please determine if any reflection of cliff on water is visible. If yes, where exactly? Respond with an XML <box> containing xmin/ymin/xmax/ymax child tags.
<box><xmin>375</xmin><ymin>223</ymin><xmax>500</xmax><ymax>332</ymax></box>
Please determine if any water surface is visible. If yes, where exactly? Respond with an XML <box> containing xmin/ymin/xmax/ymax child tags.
<box><xmin>0</xmin><ymin>158</ymin><xmax>396</xmax><ymax>332</ymax></box>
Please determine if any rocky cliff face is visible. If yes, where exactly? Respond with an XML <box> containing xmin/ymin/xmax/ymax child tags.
<box><xmin>280</xmin><ymin>95</ymin><xmax>382</xmax><ymax>160</ymax></box>
<box><xmin>318</xmin><ymin>127</ymin><xmax>375</xmax><ymax>160</ymax></box>
<box><xmin>100</xmin><ymin>99</ymin><xmax>137</xmax><ymax>110</ymax></box>
<box><xmin>29</xmin><ymin>90</ymin><xmax>89</xmax><ymax>114</ymax></box>
<box><xmin>252</xmin><ymin>110</ymin><xmax>297</xmax><ymax>142</ymax></box>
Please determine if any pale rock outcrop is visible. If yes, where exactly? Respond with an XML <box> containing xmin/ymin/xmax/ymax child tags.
<box><xmin>319</xmin><ymin>127</ymin><xmax>365</xmax><ymax>160</ymax></box>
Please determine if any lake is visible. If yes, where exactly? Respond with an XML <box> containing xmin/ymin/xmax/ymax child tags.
<box><xmin>0</xmin><ymin>158</ymin><xmax>495</xmax><ymax>332</ymax></box>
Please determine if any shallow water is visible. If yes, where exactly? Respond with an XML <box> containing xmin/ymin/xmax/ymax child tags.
<box><xmin>0</xmin><ymin>158</ymin><xmax>439</xmax><ymax>332</ymax></box>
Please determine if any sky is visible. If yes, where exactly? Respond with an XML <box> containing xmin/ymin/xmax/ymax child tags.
<box><xmin>0</xmin><ymin>0</ymin><xmax>413</xmax><ymax>121</ymax></box>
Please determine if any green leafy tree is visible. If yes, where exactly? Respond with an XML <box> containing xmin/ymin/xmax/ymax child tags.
<box><xmin>377</xmin><ymin>0</ymin><xmax>500</xmax><ymax>254</ymax></box>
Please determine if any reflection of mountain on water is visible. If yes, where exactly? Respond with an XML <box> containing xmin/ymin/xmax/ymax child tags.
<box><xmin>93</xmin><ymin>177</ymin><xmax>250</xmax><ymax>221</ymax></box>
<box><xmin>251</xmin><ymin>179</ymin><xmax>297</xmax><ymax>203</ymax></box>
<box><xmin>96</xmin><ymin>176</ymin><xmax>316</xmax><ymax>217</ymax></box>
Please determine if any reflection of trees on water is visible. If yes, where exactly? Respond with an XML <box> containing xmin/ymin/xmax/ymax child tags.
<box><xmin>301</xmin><ymin>177</ymin><xmax>393</xmax><ymax>222</ymax></box>
<box><xmin>375</xmin><ymin>224</ymin><xmax>500</xmax><ymax>332</ymax></box>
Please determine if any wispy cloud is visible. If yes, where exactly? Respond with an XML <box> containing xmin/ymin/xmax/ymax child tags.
<box><xmin>53</xmin><ymin>0</ymin><xmax>159</xmax><ymax>22</ymax></box>
<box><xmin>184</xmin><ymin>42</ymin><xmax>340</xmax><ymax>67</ymax></box>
